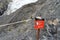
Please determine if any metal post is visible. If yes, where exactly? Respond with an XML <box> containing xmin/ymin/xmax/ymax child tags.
<box><xmin>56</xmin><ymin>27</ymin><xmax>57</xmax><ymax>40</ymax></box>
<box><xmin>36</xmin><ymin>29</ymin><xmax>40</xmax><ymax>40</ymax></box>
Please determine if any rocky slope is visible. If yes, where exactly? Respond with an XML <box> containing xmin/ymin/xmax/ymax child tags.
<box><xmin>0</xmin><ymin>0</ymin><xmax>12</xmax><ymax>16</ymax></box>
<box><xmin>0</xmin><ymin>0</ymin><xmax>60</xmax><ymax>40</ymax></box>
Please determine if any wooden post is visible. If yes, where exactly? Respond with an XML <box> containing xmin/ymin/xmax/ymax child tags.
<box><xmin>36</xmin><ymin>29</ymin><xmax>40</xmax><ymax>40</ymax></box>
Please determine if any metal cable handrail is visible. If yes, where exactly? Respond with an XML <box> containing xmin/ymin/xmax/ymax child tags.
<box><xmin>0</xmin><ymin>19</ymin><xmax>32</xmax><ymax>27</ymax></box>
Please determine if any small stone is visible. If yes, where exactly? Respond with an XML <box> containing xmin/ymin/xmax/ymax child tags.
<box><xmin>47</xmin><ymin>20</ymin><xmax>53</xmax><ymax>25</ymax></box>
<box><xmin>53</xmin><ymin>18</ymin><xmax>59</xmax><ymax>25</ymax></box>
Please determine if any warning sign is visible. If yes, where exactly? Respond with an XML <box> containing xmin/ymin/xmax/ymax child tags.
<box><xmin>34</xmin><ymin>19</ymin><xmax>44</xmax><ymax>30</ymax></box>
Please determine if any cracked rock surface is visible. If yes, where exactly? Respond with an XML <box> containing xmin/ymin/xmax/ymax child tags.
<box><xmin>0</xmin><ymin>0</ymin><xmax>60</xmax><ymax>40</ymax></box>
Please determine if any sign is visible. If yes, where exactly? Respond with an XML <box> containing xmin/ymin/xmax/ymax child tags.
<box><xmin>34</xmin><ymin>18</ymin><xmax>44</xmax><ymax>30</ymax></box>
<box><xmin>34</xmin><ymin>17</ymin><xmax>44</xmax><ymax>40</ymax></box>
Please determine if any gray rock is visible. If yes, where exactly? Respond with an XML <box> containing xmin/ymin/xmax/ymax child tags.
<box><xmin>0</xmin><ymin>0</ymin><xmax>60</xmax><ymax>40</ymax></box>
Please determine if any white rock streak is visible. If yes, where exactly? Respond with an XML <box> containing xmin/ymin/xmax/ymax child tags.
<box><xmin>0</xmin><ymin>19</ymin><xmax>32</xmax><ymax>27</ymax></box>
<box><xmin>5</xmin><ymin>0</ymin><xmax>38</xmax><ymax>15</ymax></box>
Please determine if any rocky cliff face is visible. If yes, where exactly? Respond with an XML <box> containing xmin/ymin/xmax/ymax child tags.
<box><xmin>0</xmin><ymin>0</ymin><xmax>60</xmax><ymax>40</ymax></box>
<box><xmin>0</xmin><ymin>0</ymin><xmax>11</xmax><ymax>16</ymax></box>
